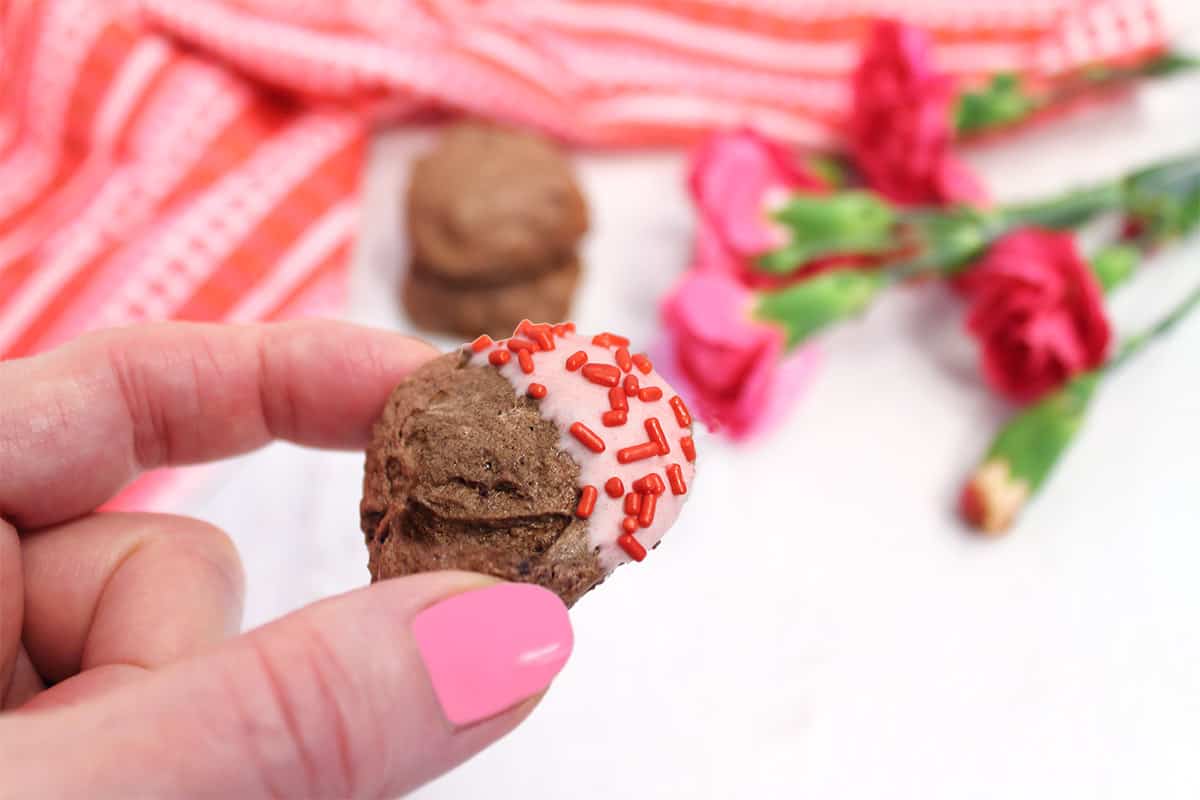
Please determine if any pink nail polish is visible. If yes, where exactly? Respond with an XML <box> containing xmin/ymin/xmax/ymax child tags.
<box><xmin>413</xmin><ymin>583</ymin><xmax>573</xmax><ymax>726</ymax></box>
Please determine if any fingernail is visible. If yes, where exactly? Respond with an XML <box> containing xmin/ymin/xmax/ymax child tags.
<box><xmin>412</xmin><ymin>583</ymin><xmax>573</xmax><ymax>726</ymax></box>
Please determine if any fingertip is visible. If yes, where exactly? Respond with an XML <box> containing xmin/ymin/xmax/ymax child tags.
<box><xmin>359</xmin><ymin>324</ymin><xmax>443</xmax><ymax>368</ymax></box>
<box><xmin>411</xmin><ymin>581</ymin><xmax>573</xmax><ymax>729</ymax></box>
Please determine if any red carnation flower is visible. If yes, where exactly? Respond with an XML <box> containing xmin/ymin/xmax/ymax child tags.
<box><xmin>961</xmin><ymin>229</ymin><xmax>1111</xmax><ymax>404</ymax></box>
<box><xmin>849</xmin><ymin>20</ymin><xmax>986</xmax><ymax>207</ymax></box>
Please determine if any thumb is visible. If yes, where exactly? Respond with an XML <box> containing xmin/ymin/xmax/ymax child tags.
<box><xmin>3</xmin><ymin>572</ymin><xmax>573</xmax><ymax>800</ymax></box>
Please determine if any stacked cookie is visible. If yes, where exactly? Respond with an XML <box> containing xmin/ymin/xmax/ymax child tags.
<box><xmin>402</xmin><ymin>124</ymin><xmax>589</xmax><ymax>339</ymax></box>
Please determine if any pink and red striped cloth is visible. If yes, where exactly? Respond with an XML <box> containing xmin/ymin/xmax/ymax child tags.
<box><xmin>0</xmin><ymin>0</ymin><xmax>1165</xmax><ymax>508</ymax></box>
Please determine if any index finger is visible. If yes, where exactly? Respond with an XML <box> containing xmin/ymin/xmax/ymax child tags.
<box><xmin>0</xmin><ymin>320</ymin><xmax>438</xmax><ymax>529</ymax></box>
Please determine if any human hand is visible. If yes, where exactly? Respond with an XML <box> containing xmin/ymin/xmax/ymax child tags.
<box><xmin>0</xmin><ymin>321</ymin><xmax>574</xmax><ymax>799</ymax></box>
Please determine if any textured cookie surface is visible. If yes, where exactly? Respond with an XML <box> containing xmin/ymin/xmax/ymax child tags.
<box><xmin>402</xmin><ymin>258</ymin><xmax>580</xmax><ymax>340</ymax></box>
<box><xmin>406</xmin><ymin>124</ymin><xmax>588</xmax><ymax>282</ymax></box>
<box><xmin>361</xmin><ymin>324</ymin><xmax>696</xmax><ymax>606</ymax></box>
<box><xmin>360</xmin><ymin>352</ymin><xmax>606</xmax><ymax>606</ymax></box>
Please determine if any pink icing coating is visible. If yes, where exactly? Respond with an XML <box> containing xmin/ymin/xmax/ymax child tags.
<box><xmin>466</xmin><ymin>330</ymin><xmax>696</xmax><ymax>570</ymax></box>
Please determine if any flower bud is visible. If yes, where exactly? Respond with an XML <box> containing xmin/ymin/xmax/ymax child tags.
<box><xmin>961</xmin><ymin>372</ymin><xmax>1100</xmax><ymax>534</ymax></box>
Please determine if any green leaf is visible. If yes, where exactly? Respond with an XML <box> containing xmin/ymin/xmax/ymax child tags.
<box><xmin>755</xmin><ymin>244</ymin><xmax>809</xmax><ymax>274</ymax></box>
<box><xmin>953</xmin><ymin>72</ymin><xmax>1036</xmax><ymax>134</ymax></box>
<box><xmin>754</xmin><ymin>270</ymin><xmax>887</xmax><ymax>347</ymax></box>
<box><xmin>758</xmin><ymin>191</ymin><xmax>897</xmax><ymax>274</ymax></box>
<box><xmin>990</xmin><ymin>73</ymin><xmax>1020</xmax><ymax>92</ymax></box>
<box><xmin>987</xmin><ymin>372</ymin><xmax>1101</xmax><ymax>491</ymax></box>
<box><xmin>1090</xmin><ymin>244</ymin><xmax>1139</xmax><ymax>293</ymax></box>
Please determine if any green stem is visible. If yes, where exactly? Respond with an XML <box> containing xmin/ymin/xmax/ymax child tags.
<box><xmin>881</xmin><ymin>254</ymin><xmax>946</xmax><ymax>283</ymax></box>
<box><xmin>954</xmin><ymin>51</ymin><xmax>1200</xmax><ymax>138</ymax></box>
<box><xmin>1044</xmin><ymin>51</ymin><xmax>1200</xmax><ymax>106</ymax></box>
<box><xmin>999</xmin><ymin>180</ymin><xmax>1125</xmax><ymax>230</ymax></box>
<box><xmin>1108</xmin><ymin>279</ymin><xmax>1200</xmax><ymax>368</ymax></box>
<box><xmin>1124</xmin><ymin>149</ymin><xmax>1200</xmax><ymax>201</ymax></box>
<box><xmin>878</xmin><ymin>180</ymin><xmax>1128</xmax><ymax>283</ymax></box>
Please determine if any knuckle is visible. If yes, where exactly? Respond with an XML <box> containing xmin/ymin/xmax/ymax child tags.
<box><xmin>232</xmin><ymin>627</ymin><xmax>376</xmax><ymax>800</ymax></box>
<box><xmin>141</xmin><ymin>514</ymin><xmax>246</xmax><ymax>602</ymax></box>
<box><xmin>102</xmin><ymin>334</ymin><xmax>171</xmax><ymax>470</ymax></box>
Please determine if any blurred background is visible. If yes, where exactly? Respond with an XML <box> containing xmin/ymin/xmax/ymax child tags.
<box><xmin>5</xmin><ymin>1</ymin><xmax>1200</xmax><ymax>797</ymax></box>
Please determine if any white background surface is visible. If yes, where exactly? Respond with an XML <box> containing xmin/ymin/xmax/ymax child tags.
<box><xmin>182</xmin><ymin>10</ymin><xmax>1200</xmax><ymax>799</ymax></box>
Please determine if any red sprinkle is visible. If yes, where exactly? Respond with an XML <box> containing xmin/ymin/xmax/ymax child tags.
<box><xmin>592</xmin><ymin>332</ymin><xmax>631</xmax><ymax>348</ymax></box>
<box><xmin>515</xmin><ymin>319</ymin><xmax>533</xmax><ymax>335</ymax></box>
<box><xmin>488</xmin><ymin>349</ymin><xmax>511</xmax><ymax>366</ymax></box>
<box><xmin>576</xmin><ymin>485</ymin><xmax>598</xmax><ymax>518</ymax></box>
<box><xmin>666</xmin><ymin>463</ymin><xmax>687</xmax><ymax>495</ymax></box>
<box><xmin>620</xmin><ymin>518</ymin><xmax>640</xmax><ymax>537</ymax></box>
<box><xmin>618</xmin><ymin>441</ymin><xmax>660</xmax><ymax>464</ymax></box>
<box><xmin>633</xmin><ymin>474</ymin><xmax>665</xmax><ymax>495</ymax></box>
<box><xmin>681</xmin><ymin>435</ymin><xmax>696</xmax><ymax>462</ymax></box>
<box><xmin>553</xmin><ymin>322</ymin><xmax>576</xmax><ymax>336</ymax></box>
<box><xmin>623</xmin><ymin>375</ymin><xmax>640</xmax><ymax>396</ymax></box>
<box><xmin>615</xmin><ymin>347</ymin><xmax>633</xmax><ymax>372</ymax></box>
<box><xmin>638</xmin><ymin>492</ymin><xmax>657</xmax><ymax>527</ymax></box>
<box><xmin>507</xmin><ymin>338</ymin><xmax>537</xmax><ymax>352</ymax></box>
<box><xmin>601</xmin><ymin>410</ymin><xmax>628</xmax><ymax>427</ymax></box>
<box><xmin>618</xmin><ymin>532</ymin><xmax>647</xmax><ymax>561</ymax></box>
<box><xmin>645</xmin><ymin>417</ymin><xmax>669</xmax><ymax>455</ymax></box>
<box><xmin>669</xmin><ymin>396</ymin><xmax>692</xmax><ymax>428</ymax></box>
<box><xmin>570</xmin><ymin>422</ymin><xmax>606</xmax><ymax>453</ymax></box>
<box><xmin>632</xmin><ymin>353</ymin><xmax>653</xmax><ymax>374</ymax></box>
<box><xmin>517</xmin><ymin>349</ymin><xmax>535</xmax><ymax>374</ymax></box>
<box><xmin>605</xmin><ymin>477</ymin><xmax>624</xmax><ymax>498</ymax></box>
<box><xmin>470</xmin><ymin>335</ymin><xmax>494</xmax><ymax>353</ymax></box>
<box><xmin>600</xmin><ymin>331</ymin><xmax>628</xmax><ymax>347</ymax></box>
<box><xmin>624</xmin><ymin>493</ymin><xmax>641</xmax><ymax>515</ymax></box>
<box><xmin>638</xmin><ymin>386</ymin><xmax>663</xmax><ymax>402</ymax></box>
<box><xmin>608</xmin><ymin>387</ymin><xmax>628</xmax><ymax>411</ymax></box>
<box><xmin>582</xmin><ymin>363</ymin><xmax>621</xmax><ymax>387</ymax></box>
<box><xmin>565</xmin><ymin>351</ymin><xmax>588</xmax><ymax>371</ymax></box>
<box><xmin>527</xmin><ymin>383</ymin><xmax>547</xmax><ymax>399</ymax></box>
<box><xmin>530</xmin><ymin>327</ymin><xmax>555</xmax><ymax>351</ymax></box>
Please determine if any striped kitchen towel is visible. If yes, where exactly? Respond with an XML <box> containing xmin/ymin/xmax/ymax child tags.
<box><xmin>0</xmin><ymin>0</ymin><xmax>1166</xmax><ymax>508</ymax></box>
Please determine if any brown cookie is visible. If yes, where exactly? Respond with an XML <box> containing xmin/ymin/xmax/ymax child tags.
<box><xmin>360</xmin><ymin>324</ymin><xmax>698</xmax><ymax>607</ymax></box>
<box><xmin>401</xmin><ymin>257</ymin><xmax>580</xmax><ymax>340</ymax></box>
<box><xmin>406</xmin><ymin>124</ymin><xmax>588</xmax><ymax>283</ymax></box>
<box><xmin>360</xmin><ymin>351</ymin><xmax>606</xmax><ymax>606</ymax></box>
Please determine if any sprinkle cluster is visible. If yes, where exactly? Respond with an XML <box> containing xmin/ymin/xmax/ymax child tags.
<box><xmin>470</xmin><ymin>320</ymin><xmax>695</xmax><ymax>563</ymax></box>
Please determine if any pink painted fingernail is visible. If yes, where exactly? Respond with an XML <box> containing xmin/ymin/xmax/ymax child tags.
<box><xmin>412</xmin><ymin>583</ymin><xmax>573</xmax><ymax>726</ymax></box>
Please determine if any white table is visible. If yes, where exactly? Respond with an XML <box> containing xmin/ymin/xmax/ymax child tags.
<box><xmin>183</xmin><ymin>13</ymin><xmax>1200</xmax><ymax>798</ymax></box>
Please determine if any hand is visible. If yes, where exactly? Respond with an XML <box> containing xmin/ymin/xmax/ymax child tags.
<box><xmin>0</xmin><ymin>321</ymin><xmax>574</xmax><ymax>799</ymax></box>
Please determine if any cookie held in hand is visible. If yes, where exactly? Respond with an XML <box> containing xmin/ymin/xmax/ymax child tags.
<box><xmin>360</xmin><ymin>322</ymin><xmax>697</xmax><ymax>606</ymax></box>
